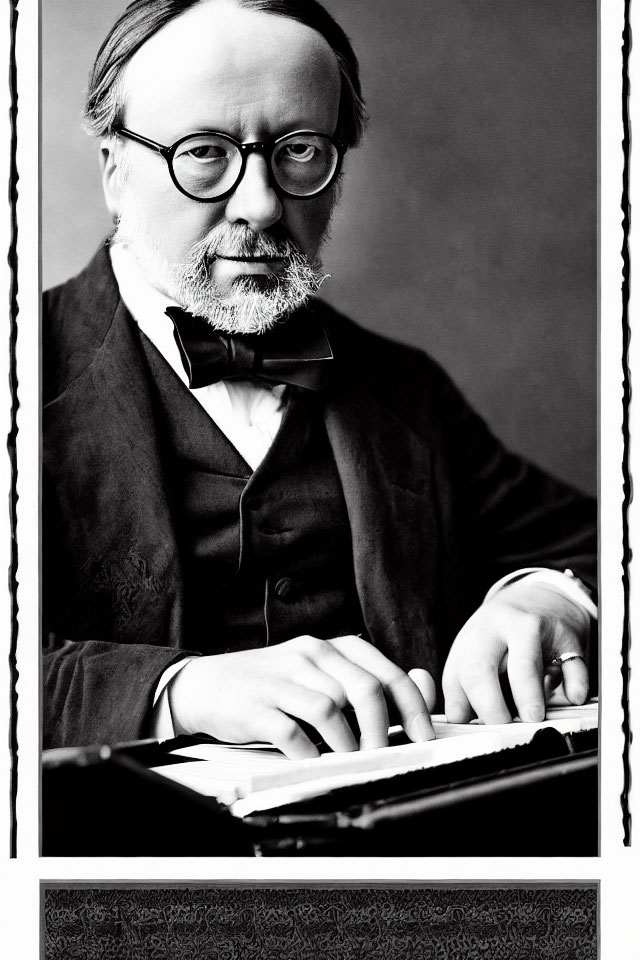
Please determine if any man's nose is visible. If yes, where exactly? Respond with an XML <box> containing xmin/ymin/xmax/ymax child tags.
<box><xmin>224</xmin><ymin>153</ymin><xmax>283</xmax><ymax>231</ymax></box>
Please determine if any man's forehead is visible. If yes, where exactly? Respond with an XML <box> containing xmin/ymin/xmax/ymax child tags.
<box><xmin>121</xmin><ymin>0</ymin><xmax>341</xmax><ymax>139</ymax></box>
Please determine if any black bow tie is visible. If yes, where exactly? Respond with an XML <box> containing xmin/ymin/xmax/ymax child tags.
<box><xmin>165</xmin><ymin>306</ymin><xmax>333</xmax><ymax>391</ymax></box>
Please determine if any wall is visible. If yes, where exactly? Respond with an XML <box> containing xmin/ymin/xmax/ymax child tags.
<box><xmin>42</xmin><ymin>0</ymin><xmax>597</xmax><ymax>494</ymax></box>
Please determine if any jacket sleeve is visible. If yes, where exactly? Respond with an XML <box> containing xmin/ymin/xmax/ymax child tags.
<box><xmin>42</xmin><ymin>638</ymin><xmax>191</xmax><ymax>749</ymax></box>
<box><xmin>42</xmin><ymin>256</ymin><xmax>205</xmax><ymax>748</ymax></box>
<box><xmin>426</xmin><ymin>361</ymin><xmax>597</xmax><ymax>623</ymax></box>
<box><xmin>42</xmin><ymin>472</ymin><xmax>200</xmax><ymax>749</ymax></box>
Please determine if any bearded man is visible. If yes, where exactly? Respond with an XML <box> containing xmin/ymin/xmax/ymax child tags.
<box><xmin>43</xmin><ymin>0</ymin><xmax>597</xmax><ymax>757</ymax></box>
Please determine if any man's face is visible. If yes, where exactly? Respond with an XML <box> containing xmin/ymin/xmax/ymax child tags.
<box><xmin>104</xmin><ymin>0</ymin><xmax>342</xmax><ymax>332</ymax></box>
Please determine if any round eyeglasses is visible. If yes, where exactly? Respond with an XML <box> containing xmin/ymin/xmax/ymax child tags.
<box><xmin>117</xmin><ymin>127</ymin><xmax>345</xmax><ymax>202</ymax></box>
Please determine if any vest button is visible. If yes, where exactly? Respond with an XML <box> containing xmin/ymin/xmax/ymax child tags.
<box><xmin>274</xmin><ymin>577</ymin><xmax>298</xmax><ymax>601</ymax></box>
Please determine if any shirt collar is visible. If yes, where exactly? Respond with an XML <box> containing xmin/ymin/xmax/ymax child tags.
<box><xmin>109</xmin><ymin>241</ymin><xmax>190</xmax><ymax>383</ymax></box>
<box><xmin>108</xmin><ymin>241</ymin><xmax>287</xmax><ymax>409</ymax></box>
<box><xmin>109</xmin><ymin>242</ymin><xmax>179</xmax><ymax>332</ymax></box>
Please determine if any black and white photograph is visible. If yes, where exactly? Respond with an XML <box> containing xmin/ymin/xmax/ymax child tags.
<box><xmin>40</xmin><ymin>0</ymin><xmax>600</xmax><ymax>859</ymax></box>
<box><xmin>1</xmin><ymin>0</ymin><xmax>638</xmax><ymax>955</ymax></box>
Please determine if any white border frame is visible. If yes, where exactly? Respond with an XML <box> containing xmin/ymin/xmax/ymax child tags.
<box><xmin>2</xmin><ymin>0</ymin><xmax>637</xmax><ymax>956</ymax></box>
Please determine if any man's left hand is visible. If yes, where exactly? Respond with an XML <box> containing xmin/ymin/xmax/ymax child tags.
<box><xmin>442</xmin><ymin>579</ymin><xmax>591</xmax><ymax>724</ymax></box>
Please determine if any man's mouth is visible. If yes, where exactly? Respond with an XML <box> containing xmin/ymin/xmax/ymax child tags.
<box><xmin>215</xmin><ymin>254</ymin><xmax>286</xmax><ymax>263</ymax></box>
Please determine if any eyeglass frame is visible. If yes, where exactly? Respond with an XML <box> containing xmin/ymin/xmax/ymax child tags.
<box><xmin>116</xmin><ymin>127</ymin><xmax>346</xmax><ymax>203</ymax></box>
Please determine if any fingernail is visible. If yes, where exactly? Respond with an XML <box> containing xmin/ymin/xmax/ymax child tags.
<box><xmin>409</xmin><ymin>712</ymin><xmax>435</xmax><ymax>741</ymax></box>
<box><xmin>522</xmin><ymin>704</ymin><xmax>545</xmax><ymax>723</ymax></box>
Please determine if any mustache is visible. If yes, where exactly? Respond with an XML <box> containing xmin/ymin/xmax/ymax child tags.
<box><xmin>190</xmin><ymin>224</ymin><xmax>303</xmax><ymax>265</ymax></box>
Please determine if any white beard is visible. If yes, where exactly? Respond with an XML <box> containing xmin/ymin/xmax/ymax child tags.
<box><xmin>111</xmin><ymin>210</ymin><xmax>327</xmax><ymax>335</ymax></box>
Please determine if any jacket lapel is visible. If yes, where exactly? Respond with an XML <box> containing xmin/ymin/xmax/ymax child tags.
<box><xmin>324</xmin><ymin>377</ymin><xmax>441</xmax><ymax>678</ymax></box>
<box><xmin>44</xmin><ymin>256</ymin><xmax>184</xmax><ymax>647</ymax></box>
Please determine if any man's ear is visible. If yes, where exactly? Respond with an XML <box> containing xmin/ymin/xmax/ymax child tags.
<box><xmin>100</xmin><ymin>137</ymin><xmax>124</xmax><ymax>221</ymax></box>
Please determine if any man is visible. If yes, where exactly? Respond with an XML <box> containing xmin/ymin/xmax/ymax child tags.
<box><xmin>43</xmin><ymin>0</ymin><xmax>596</xmax><ymax>758</ymax></box>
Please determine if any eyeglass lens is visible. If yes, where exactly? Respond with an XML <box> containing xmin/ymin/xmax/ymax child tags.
<box><xmin>171</xmin><ymin>133</ymin><xmax>339</xmax><ymax>199</ymax></box>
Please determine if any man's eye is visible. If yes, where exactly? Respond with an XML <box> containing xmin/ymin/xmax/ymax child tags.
<box><xmin>183</xmin><ymin>145</ymin><xmax>227</xmax><ymax>162</ymax></box>
<box><xmin>283</xmin><ymin>143</ymin><xmax>318</xmax><ymax>162</ymax></box>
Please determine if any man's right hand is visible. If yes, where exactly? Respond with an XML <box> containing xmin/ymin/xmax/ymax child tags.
<box><xmin>167</xmin><ymin>634</ymin><xmax>436</xmax><ymax>759</ymax></box>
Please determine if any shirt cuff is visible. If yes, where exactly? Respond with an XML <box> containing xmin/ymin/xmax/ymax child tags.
<box><xmin>150</xmin><ymin>657</ymin><xmax>198</xmax><ymax>739</ymax></box>
<box><xmin>484</xmin><ymin>567</ymin><xmax>598</xmax><ymax>620</ymax></box>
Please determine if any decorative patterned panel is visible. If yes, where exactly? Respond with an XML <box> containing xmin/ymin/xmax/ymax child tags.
<box><xmin>43</xmin><ymin>886</ymin><xmax>597</xmax><ymax>960</ymax></box>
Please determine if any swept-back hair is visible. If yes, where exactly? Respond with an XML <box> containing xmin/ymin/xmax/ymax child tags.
<box><xmin>84</xmin><ymin>0</ymin><xmax>367</xmax><ymax>148</ymax></box>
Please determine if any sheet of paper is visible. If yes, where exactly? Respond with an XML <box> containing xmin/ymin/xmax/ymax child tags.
<box><xmin>150</xmin><ymin>702</ymin><xmax>598</xmax><ymax>810</ymax></box>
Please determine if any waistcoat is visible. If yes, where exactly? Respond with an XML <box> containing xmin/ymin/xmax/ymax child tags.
<box><xmin>138</xmin><ymin>332</ymin><xmax>365</xmax><ymax>653</ymax></box>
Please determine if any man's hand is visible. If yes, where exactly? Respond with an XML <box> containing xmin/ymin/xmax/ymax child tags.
<box><xmin>168</xmin><ymin>634</ymin><xmax>436</xmax><ymax>759</ymax></box>
<box><xmin>442</xmin><ymin>579</ymin><xmax>591</xmax><ymax>725</ymax></box>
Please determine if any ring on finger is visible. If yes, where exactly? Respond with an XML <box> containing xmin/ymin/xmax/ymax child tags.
<box><xmin>550</xmin><ymin>652</ymin><xmax>585</xmax><ymax>666</ymax></box>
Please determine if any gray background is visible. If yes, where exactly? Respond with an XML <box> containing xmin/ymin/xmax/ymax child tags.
<box><xmin>42</xmin><ymin>0</ymin><xmax>597</xmax><ymax>495</ymax></box>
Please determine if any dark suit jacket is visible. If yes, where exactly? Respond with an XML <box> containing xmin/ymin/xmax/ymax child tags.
<box><xmin>43</xmin><ymin>246</ymin><xmax>597</xmax><ymax>747</ymax></box>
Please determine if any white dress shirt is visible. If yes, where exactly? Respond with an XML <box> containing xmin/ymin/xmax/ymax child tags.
<box><xmin>110</xmin><ymin>243</ymin><xmax>286</xmax><ymax>471</ymax></box>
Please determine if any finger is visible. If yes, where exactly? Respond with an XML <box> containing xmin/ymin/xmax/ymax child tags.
<box><xmin>267</xmin><ymin>679</ymin><xmax>358</xmax><ymax>755</ymax></box>
<box><xmin>309</xmin><ymin>637</ymin><xmax>392</xmax><ymax>748</ymax></box>
<box><xmin>254</xmin><ymin>705</ymin><xmax>320</xmax><ymax>760</ymax></box>
<box><xmin>506</xmin><ymin>641</ymin><xmax>545</xmax><ymax>723</ymax></box>
<box><xmin>442</xmin><ymin>670</ymin><xmax>475</xmax><ymax>724</ymax></box>
<box><xmin>280</xmin><ymin>637</ymin><xmax>385</xmax><ymax>748</ymax></box>
<box><xmin>544</xmin><ymin>663</ymin><xmax>563</xmax><ymax>691</ymax></box>
<box><xmin>327</xmin><ymin>636</ymin><xmax>434</xmax><ymax>743</ymax></box>
<box><xmin>545</xmin><ymin>683</ymin><xmax>572</xmax><ymax>707</ymax></box>
<box><xmin>408</xmin><ymin>668</ymin><xmax>437</xmax><ymax>713</ymax></box>
<box><xmin>329</xmin><ymin>659</ymin><xmax>390</xmax><ymax>749</ymax></box>
<box><xmin>558</xmin><ymin>656</ymin><xmax>589</xmax><ymax>704</ymax></box>
<box><xmin>454</xmin><ymin>658</ymin><xmax>512</xmax><ymax>725</ymax></box>
<box><xmin>384</xmin><ymin>674</ymin><xmax>435</xmax><ymax>741</ymax></box>
<box><xmin>285</xmin><ymin>660</ymin><xmax>349</xmax><ymax>712</ymax></box>
<box><xmin>543</xmin><ymin>666</ymin><xmax>568</xmax><ymax>705</ymax></box>
<box><xmin>547</xmin><ymin>623</ymin><xmax>589</xmax><ymax>703</ymax></box>
<box><xmin>289</xmin><ymin>665</ymin><xmax>359</xmax><ymax>748</ymax></box>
